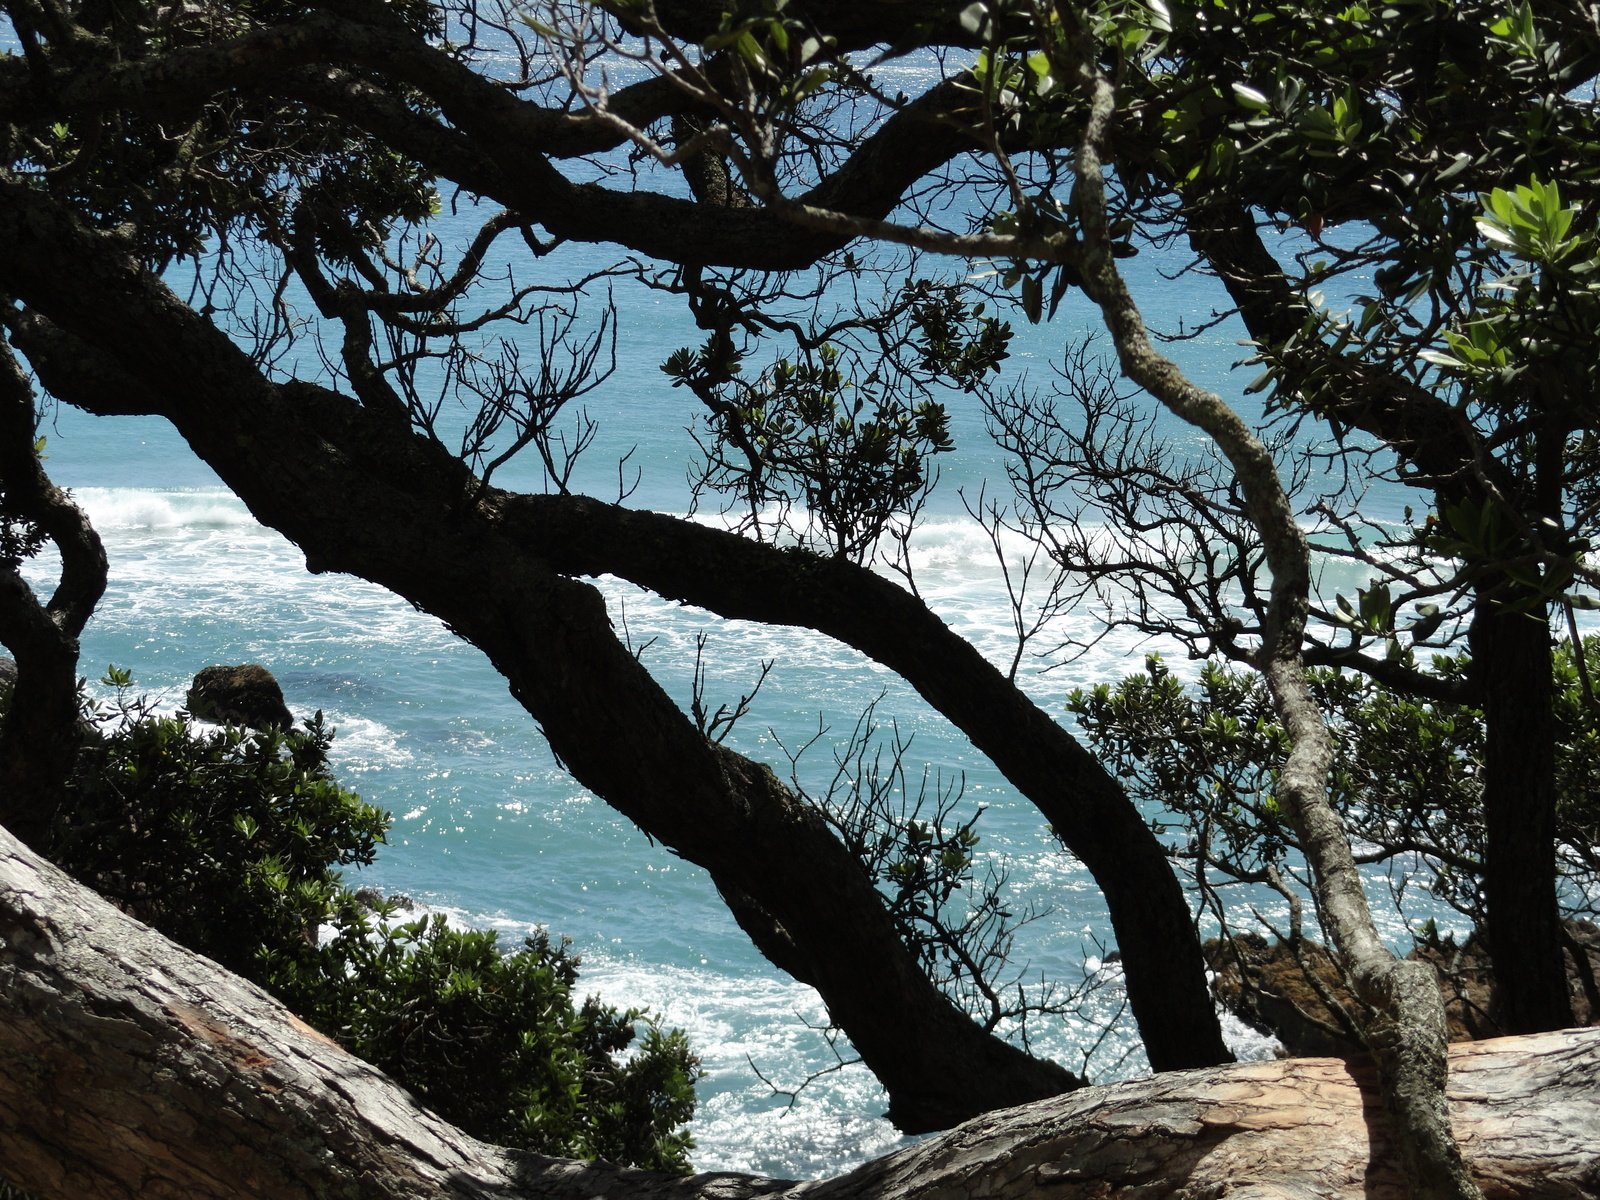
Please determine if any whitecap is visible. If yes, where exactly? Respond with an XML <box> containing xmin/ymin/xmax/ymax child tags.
<box><xmin>72</xmin><ymin>486</ymin><xmax>259</xmax><ymax>531</ymax></box>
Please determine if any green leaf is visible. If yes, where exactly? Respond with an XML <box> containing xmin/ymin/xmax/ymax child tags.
<box><xmin>1020</xmin><ymin>273</ymin><xmax>1043</xmax><ymax>323</ymax></box>
<box><xmin>1230</xmin><ymin>82</ymin><xmax>1269</xmax><ymax>111</ymax></box>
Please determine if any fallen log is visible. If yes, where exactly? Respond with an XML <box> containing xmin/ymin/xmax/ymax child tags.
<box><xmin>2</xmin><ymin>823</ymin><xmax>1597</xmax><ymax>1200</ymax></box>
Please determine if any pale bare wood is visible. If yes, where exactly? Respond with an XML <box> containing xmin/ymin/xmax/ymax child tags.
<box><xmin>3</xmin><ymin>825</ymin><xmax>1598</xmax><ymax>1200</ymax></box>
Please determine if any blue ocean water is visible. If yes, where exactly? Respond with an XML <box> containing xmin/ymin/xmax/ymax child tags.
<box><xmin>16</xmin><ymin>99</ymin><xmax>1437</xmax><ymax>1174</ymax></box>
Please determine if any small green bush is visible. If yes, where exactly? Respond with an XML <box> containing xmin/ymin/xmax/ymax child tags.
<box><xmin>1068</xmin><ymin>646</ymin><xmax>1600</xmax><ymax>927</ymax></box>
<box><xmin>310</xmin><ymin>915</ymin><xmax>697</xmax><ymax>1168</ymax></box>
<box><xmin>25</xmin><ymin>678</ymin><xmax>698</xmax><ymax>1174</ymax></box>
<box><xmin>51</xmin><ymin>707</ymin><xmax>388</xmax><ymax>984</ymax></box>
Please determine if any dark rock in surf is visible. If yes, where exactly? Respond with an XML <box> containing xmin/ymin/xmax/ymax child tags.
<box><xmin>186</xmin><ymin>664</ymin><xmax>294</xmax><ymax>731</ymax></box>
<box><xmin>353</xmin><ymin>888</ymin><xmax>415</xmax><ymax>915</ymax></box>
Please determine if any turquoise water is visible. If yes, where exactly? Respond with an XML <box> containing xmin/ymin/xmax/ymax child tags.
<box><xmin>22</xmin><ymin>201</ymin><xmax>1437</xmax><ymax>1176</ymax></box>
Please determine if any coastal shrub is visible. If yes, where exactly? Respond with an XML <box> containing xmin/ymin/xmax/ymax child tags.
<box><xmin>10</xmin><ymin>676</ymin><xmax>699</xmax><ymax>1173</ymax></box>
<box><xmin>313</xmin><ymin>915</ymin><xmax>698</xmax><ymax>1169</ymax></box>
<box><xmin>48</xmin><ymin>700</ymin><xmax>388</xmax><ymax>984</ymax></box>
<box><xmin>1068</xmin><ymin>645</ymin><xmax>1600</xmax><ymax>929</ymax></box>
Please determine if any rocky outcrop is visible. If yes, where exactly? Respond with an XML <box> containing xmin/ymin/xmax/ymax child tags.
<box><xmin>185</xmin><ymin>664</ymin><xmax>294</xmax><ymax>731</ymax></box>
<box><xmin>1209</xmin><ymin>924</ymin><xmax>1600</xmax><ymax>1057</ymax></box>
<box><xmin>1208</xmin><ymin>934</ymin><xmax>1362</xmax><ymax>1057</ymax></box>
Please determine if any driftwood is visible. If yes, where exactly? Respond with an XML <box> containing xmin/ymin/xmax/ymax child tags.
<box><xmin>2</xmin><ymin>823</ymin><xmax>1597</xmax><ymax>1200</ymax></box>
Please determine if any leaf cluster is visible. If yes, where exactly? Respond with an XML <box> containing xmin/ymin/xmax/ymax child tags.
<box><xmin>308</xmin><ymin>915</ymin><xmax>699</xmax><ymax>1170</ymax></box>
<box><xmin>1069</xmin><ymin>647</ymin><xmax>1600</xmax><ymax>926</ymax></box>
<box><xmin>0</xmin><ymin>436</ymin><xmax>49</xmax><ymax>571</ymax></box>
<box><xmin>7</xmin><ymin>0</ymin><xmax>442</xmax><ymax>266</ymax></box>
<box><xmin>49</xmin><ymin>704</ymin><xmax>388</xmax><ymax>976</ymax></box>
<box><xmin>665</xmin><ymin>277</ymin><xmax>1001</xmax><ymax>559</ymax></box>
<box><xmin>699</xmin><ymin>0</ymin><xmax>839</xmax><ymax>112</ymax></box>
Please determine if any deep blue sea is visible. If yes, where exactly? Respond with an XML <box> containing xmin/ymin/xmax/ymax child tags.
<box><xmin>14</xmin><ymin>53</ymin><xmax>1444</xmax><ymax>1175</ymax></box>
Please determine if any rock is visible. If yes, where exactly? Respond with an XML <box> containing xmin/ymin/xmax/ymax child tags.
<box><xmin>1425</xmin><ymin>920</ymin><xmax>1600</xmax><ymax>1035</ymax></box>
<box><xmin>352</xmin><ymin>888</ymin><xmax>415</xmax><ymax>915</ymax></box>
<box><xmin>1207</xmin><ymin>933</ymin><xmax>1363</xmax><ymax>1058</ymax></box>
<box><xmin>0</xmin><ymin>656</ymin><xmax>16</xmax><ymax>695</ymax></box>
<box><xmin>186</xmin><ymin>664</ymin><xmax>294</xmax><ymax>731</ymax></box>
<box><xmin>1208</xmin><ymin>923</ymin><xmax>1600</xmax><ymax>1057</ymax></box>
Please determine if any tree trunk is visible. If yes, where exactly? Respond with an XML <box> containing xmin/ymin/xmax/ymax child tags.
<box><xmin>1471</xmin><ymin>594</ymin><xmax>1574</xmax><ymax>1034</ymax></box>
<box><xmin>3</xmin><ymin>822</ymin><xmax>1598</xmax><ymax>1200</ymax></box>
<box><xmin>493</xmin><ymin>494</ymin><xmax>1229</xmax><ymax>1074</ymax></box>
<box><xmin>1059</xmin><ymin>40</ymin><xmax>1478</xmax><ymax>1198</ymax></box>
<box><xmin>1187</xmin><ymin>196</ymin><xmax>1577</xmax><ymax>1035</ymax></box>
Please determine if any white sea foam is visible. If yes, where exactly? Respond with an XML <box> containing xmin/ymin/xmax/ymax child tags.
<box><xmin>622</xmin><ymin>506</ymin><xmax>1163</xmax><ymax>698</ymax></box>
<box><xmin>73</xmin><ymin>486</ymin><xmax>259</xmax><ymax>531</ymax></box>
<box><xmin>1219</xmin><ymin>1011</ymin><xmax>1285</xmax><ymax>1063</ymax></box>
<box><xmin>321</xmin><ymin>714</ymin><xmax>419</xmax><ymax>772</ymax></box>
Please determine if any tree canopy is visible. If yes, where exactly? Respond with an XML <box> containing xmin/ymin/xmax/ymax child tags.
<box><xmin>3</xmin><ymin>0</ymin><xmax>1600</xmax><ymax>1195</ymax></box>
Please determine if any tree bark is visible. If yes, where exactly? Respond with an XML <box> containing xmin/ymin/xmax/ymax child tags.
<box><xmin>1470</xmin><ymin>595</ymin><xmax>1574</xmax><ymax>1034</ymax></box>
<box><xmin>3</xmin><ymin>821</ymin><xmax>1598</xmax><ymax>1200</ymax></box>
<box><xmin>488</xmin><ymin>495</ymin><xmax>1228</xmax><ymax>1072</ymax></box>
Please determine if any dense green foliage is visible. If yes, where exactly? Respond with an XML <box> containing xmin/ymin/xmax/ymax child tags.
<box><xmin>1069</xmin><ymin>646</ymin><xmax>1600</xmax><ymax>927</ymax></box>
<box><xmin>50</xmin><ymin>690</ymin><xmax>388</xmax><ymax>981</ymax></box>
<box><xmin>0</xmin><ymin>436</ymin><xmax>47</xmax><ymax>570</ymax></box>
<box><xmin>664</xmin><ymin>279</ymin><xmax>1003</xmax><ymax>558</ymax></box>
<box><xmin>25</xmin><ymin>680</ymin><xmax>699</xmax><ymax>1173</ymax></box>
<box><xmin>9</xmin><ymin>0</ymin><xmax>444</xmax><ymax>267</ymax></box>
<box><xmin>320</xmin><ymin>916</ymin><xmax>697</xmax><ymax>1167</ymax></box>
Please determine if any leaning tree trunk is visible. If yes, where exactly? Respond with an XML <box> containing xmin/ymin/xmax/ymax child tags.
<box><xmin>3</xmin><ymin>822</ymin><xmax>1599</xmax><ymax>1200</ymax></box>
<box><xmin>0</xmin><ymin>168</ymin><xmax>1227</xmax><ymax>1120</ymax></box>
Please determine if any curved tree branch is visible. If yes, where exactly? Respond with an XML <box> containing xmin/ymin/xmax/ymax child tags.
<box><xmin>0</xmin><ymin>335</ymin><xmax>106</xmax><ymax>850</ymax></box>
<box><xmin>0</xmin><ymin>175</ymin><xmax>1084</xmax><ymax>1131</ymax></box>
<box><xmin>0</xmin><ymin>165</ymin><xmax>1230</xmax><ymax>1077</ymax></box>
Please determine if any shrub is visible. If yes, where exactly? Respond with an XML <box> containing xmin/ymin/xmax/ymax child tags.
<box><xmin>1068</xmin><ymin>646</ymin><xmax>1600</xmax><ymax>930</ymax></box>
<box><xmin>311</xmin><ymin>915</ymin><xmax>697</xmax><ymax>1169</ymax></box>
<box><xmin>49</xmin><ymin>704</ymin><xmax>387</xmax><ymax>984</ymax></box>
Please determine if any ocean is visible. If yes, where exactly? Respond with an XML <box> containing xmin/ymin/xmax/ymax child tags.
<box><xmin>16</xmin><ymin>80</ymin><xmax>1439</xmax><ymax>1175</ymax></box>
